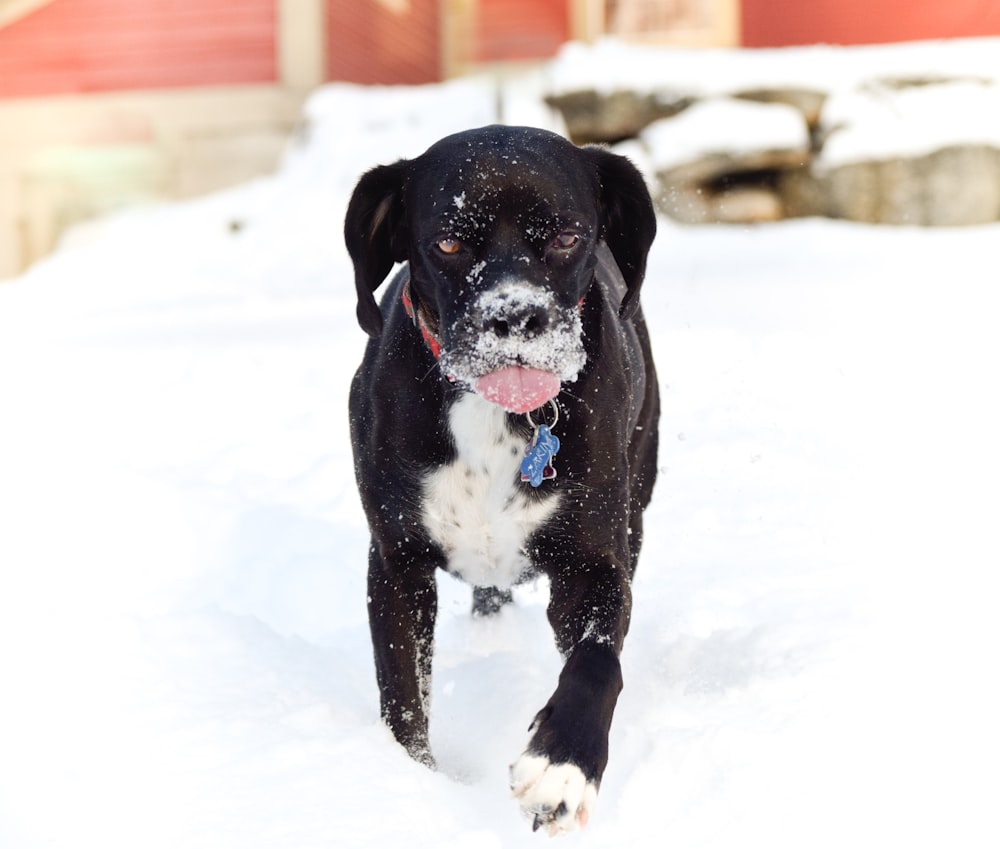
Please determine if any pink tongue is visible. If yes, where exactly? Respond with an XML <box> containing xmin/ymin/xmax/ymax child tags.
<box><xmin>475</xmin><ymin>367</ymin><xmax>561</xmax><ymax>413</ymax></box>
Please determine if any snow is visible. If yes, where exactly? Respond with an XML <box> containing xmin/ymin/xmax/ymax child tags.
<box><xmin>550</xmin><ymin>36</ymin><xmax>1000</xmax><ymax>96</ymax></box>
<box><xmin>818</xmin><ymin>78</ymin><xmax>1000</xmax><ymax>167</ymax></box>
<box><xmin>445</xmin><ymin>282</ymin><xmax>586</xmax><ymax>391</ymax></box>
<box><xmin>641</xmin><ymin>98</ymin><xmax>809</xmax><ymax>171</ymax></box>
<box><xmin>2</xmin><ymin>39</ymin><xmax>1000</xmax><ymax>849</ymax></box>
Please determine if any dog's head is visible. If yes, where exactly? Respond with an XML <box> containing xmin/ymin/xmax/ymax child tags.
<box><xmin>344</xmin><ymin>125</ymin><xmax>656</xmax><ymax>412</ymax></box>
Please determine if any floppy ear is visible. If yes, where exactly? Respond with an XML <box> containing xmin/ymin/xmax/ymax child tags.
<box><xmin>584</xmin><ymin>146</ymin><xmax>657</xmax><ymax>320</ymax></box>
<box><xmin>343</xmin><ymin>160</ymin><xmax>410</xmax><ymax>337</ymax></box>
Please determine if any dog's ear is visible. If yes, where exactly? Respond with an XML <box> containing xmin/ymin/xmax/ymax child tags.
<box><xmin>344</xmin><ymin>160</ymin><xmax>411</xmax><ymax>337</ymax></box>
<box><xmin>584</xmin><ymin>147</ymin><xmax>657</xmax><ymax>320</ymax></box>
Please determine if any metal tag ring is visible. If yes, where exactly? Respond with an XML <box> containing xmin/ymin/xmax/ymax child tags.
<box><xmin>525</xmin><ymin>399</ymin><xmax>560</xmax><ymax>430</ymax></box>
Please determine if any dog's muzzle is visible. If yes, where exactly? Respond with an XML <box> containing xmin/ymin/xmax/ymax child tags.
<box><xmin>439</xmin><ymin>281</ymin><xmax>587</xmax><ymax>413</ymax></box>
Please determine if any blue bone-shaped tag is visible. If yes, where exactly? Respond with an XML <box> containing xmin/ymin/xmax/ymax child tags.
<box><xmin>520</xmin><ymin>424</ymin><xmax>560</xmax><ymax>488</ymax></box>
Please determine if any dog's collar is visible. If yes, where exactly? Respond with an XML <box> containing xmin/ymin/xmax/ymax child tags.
<box><xmin>401</xmin><ymin>278</ymin><xmax>443</xmax><ymax>360</ymax></box>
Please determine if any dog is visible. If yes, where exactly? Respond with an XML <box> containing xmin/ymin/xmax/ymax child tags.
<box><xmin>344</xmin><ymin>125</ymin><xmax>659</xmax><ymax>834</ymax></box>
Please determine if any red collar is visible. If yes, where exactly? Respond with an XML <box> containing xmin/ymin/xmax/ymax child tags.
<box><xmin>401</xmin><ymin>279</ymin><xmax>443</xmax><ymax>360</ymax></box>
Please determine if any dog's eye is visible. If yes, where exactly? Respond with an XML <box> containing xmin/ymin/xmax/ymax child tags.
<box><xmin>553</xmin><ymin>232</ymin><xmax>580</xmax><ymax>250</ymax></box>
<box><xmin>436</xmin><ymin>238</ymin><xmax>462</xmax><ymax>255</ymax></box>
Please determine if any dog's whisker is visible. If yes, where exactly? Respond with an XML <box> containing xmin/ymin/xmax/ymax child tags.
<box><xmin>420</xmin><ymin>359</ymin><xmax>443</xmax><ymax>382</ymax></box>
<box><xmin>557</xmin><ymin>387</ymin><xmax>593</xmax><ymax>414</ymax></box>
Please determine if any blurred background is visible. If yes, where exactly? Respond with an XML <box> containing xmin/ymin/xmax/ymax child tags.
<box><xmin>2</xmin><ymin>0</ymin><xmax>1000</xmax><ymax>280</ymax></box>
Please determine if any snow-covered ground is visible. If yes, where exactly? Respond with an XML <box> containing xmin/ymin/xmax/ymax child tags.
<box><xmin>2</xmin><ymin>40</ymin><xmax>1000</xmax><ymax>849</ymax></box>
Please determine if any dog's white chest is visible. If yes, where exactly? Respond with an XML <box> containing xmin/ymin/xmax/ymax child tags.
<box><xmin>421</xmin><ymin>393</ymin><xmax>560</xmax><ymax>589</ymax></box>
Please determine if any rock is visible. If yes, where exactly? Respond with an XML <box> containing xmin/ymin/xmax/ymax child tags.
<box><xmin>733</xmin><ymin>88</ymin><xmax>828</xmax><ymax>130</ymax></box>
<box><xmin>641</xmin><ymin>99</ymin><xmax>811</xmax><ymax>224</ymax></box>
<box><xmin>655</xmin><ymin>150</ymin><xmax>810</xmax><ymax>224</ymax></box>
<box><xmin>545</xmin><ymin>89</ymin><xmax>693</xmax><ymax>145</ymax></box>
<box><xmin>711</xmin><ymin>187</ymin><xmax>785</xmax><ymax>224</ymax></box>
<box><xmin>549</xmin><ymin>75</ymin><xmax>1000</xmax><ymax>226</ymax></box>
<box><xmin>814</xmin><ymin>78</ymin><xmax>1000</xmax><ymax>223</ymax></box>
<box><xmin>775</xmin><ymin>166</ymin><xmax>829</xmax><ymax>218</ymax></box>
<box><xmin>820</xmin><ymin>144</ymin><xmax>1000</xmax><ymax>225</ymax></box>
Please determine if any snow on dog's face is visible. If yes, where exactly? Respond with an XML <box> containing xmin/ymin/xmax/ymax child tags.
<box><xmin>345</xmin><ymin>125</ymin><xmax>656</xmax><ymax>413</ymax></box>
<box><xmin>439</xmin><ymin>279</ymin><xmax>585</xmax><ymax>413</ymax></box>
<box><xmin>438</xmin><ymin>281</ymin><xmax>586</xmax><ymax>413</ymax></box>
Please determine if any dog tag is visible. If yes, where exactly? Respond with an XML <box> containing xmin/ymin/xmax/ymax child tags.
<box><xmin>520</xmin><ymin>424</ymin><xmax>559</xmax><ymax>487</ymax></box>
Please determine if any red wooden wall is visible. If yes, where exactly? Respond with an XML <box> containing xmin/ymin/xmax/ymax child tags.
<box><xmin>742</xmin><ymin>0</ymin><xmax>1000</xmax><ymax>46</ymax></box>
<box><xmin>325</xmin><ymin>0</ymin><xmax>568</xmax><ymax>86</ymax></box>
<box><xmin>327</xmin><ymin>0</ymin><xmax>440</xmax><ymax>85</ymax></box>
<box><xmin>5</xmin><ymin>0</ymin><xmax>1000</xmax><ymax>99</ymax></box>
<box><xmin>474</xmin><ymin>0</ymin><xmax>569</xmax><ymax>63</ymax></box>
<box><xmin>0</xmin><ymin>0</ymin><xmax>276</xmax><ymax>98</ymax></box>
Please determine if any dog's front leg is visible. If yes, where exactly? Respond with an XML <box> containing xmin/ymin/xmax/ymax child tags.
<box><xmin>510</xmin><ymin>560</ymin><xmax>632</xmax><ymax>834</ymax></box>
<box><xmin>367</xmin><ymin>548</ymin><xmax>437</xmax><ymax>767</ymax></box>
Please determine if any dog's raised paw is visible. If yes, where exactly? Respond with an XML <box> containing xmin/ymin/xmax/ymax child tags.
<box><xmin>509</xmin><ymin>753</ymin><xmax>597</xmax><ymax>836</ymax></box>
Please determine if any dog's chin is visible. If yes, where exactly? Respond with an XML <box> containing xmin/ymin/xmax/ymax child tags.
<box><xmin>474</xmin><ymin>366</ymin><xmax>561</xmax><ymax>414</ymax></box>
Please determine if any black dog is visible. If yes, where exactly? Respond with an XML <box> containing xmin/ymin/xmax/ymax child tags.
<box><xmin>344</xmin><ymin>125</ymin><xmax>659</xmax><ymax>834</ymax></box>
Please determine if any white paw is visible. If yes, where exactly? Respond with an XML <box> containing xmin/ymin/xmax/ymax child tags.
<box><xmin>509</xmin><ymin>753</ymin><xmax>598</xmax><ymax>836</ymax></box>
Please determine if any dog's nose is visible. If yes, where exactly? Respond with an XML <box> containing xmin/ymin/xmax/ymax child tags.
<box><xmin>485</xmin><ymin>305</ymin><xmax>549</xmax><ymax>338</ymax></box>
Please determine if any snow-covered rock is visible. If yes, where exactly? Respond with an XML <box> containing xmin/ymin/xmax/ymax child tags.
<box><xmin>546</xmin><ymin>39</ymin><xmax>1000</xmax><ymax>226</ymax></box>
